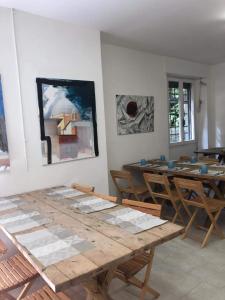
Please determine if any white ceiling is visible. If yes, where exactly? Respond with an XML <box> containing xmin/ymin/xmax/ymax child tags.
<box><xmin>1</xmin><ymin>0</ymin><xmax>225</xmax><ymax>64</ymax></box>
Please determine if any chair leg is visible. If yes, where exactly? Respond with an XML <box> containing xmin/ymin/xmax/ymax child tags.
<box><xmin>127</xmin><ymin>276</ymin><xmax>160</xmax><ymax>300</ymax></box>
<box><xmin>201</xmin><ymin>222</ymin><xmax>215</xmax><ymax>248</ymax></box>
<box><xmin>172</xmin><ymin>203</ymin><xmax>185</xmax><ymax>225</ymax></box>
<box><xmin>182</xmin><ymin>208</ymin><xmax>198</xmax><ymax>240</ymax></box>
<box><xmin>210</xmin><ymin>211</ymin><xmax>225</xmax><ymax>240</ymax></box>
<box><xmin>144</xmin><ymin>286</ymin><xmax>160</xmax><ymax>299</ymax></box>
<box><xmin>140</xmin><ymin>248</ymin><xmax>159</xmax><ymax>300</ymax></box>
<box><xmin>201</xmin><ymin>209</ymin><xmax>224</xmax><ymax>248</ymax></box>
<box><xmin>17</xmin><ymin>281</ymin><xmax>33</xmax><ymax>300</ymax></box>
<box><xmin>172</xmin><ymin>212</ymin><xmax>178</xmax><ymax>223</ymax></box>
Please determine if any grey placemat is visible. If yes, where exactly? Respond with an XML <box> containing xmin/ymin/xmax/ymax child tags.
<box><xmin>47</xmin><ymin>188</ymin><xmax>85</xmax><ymax>199</ymax></box>
<box><xmin>189</xmin><ymin>169</ymin><xmax>224</xmax><ymax>176</ymax></box>
<box><xmin>100</xmin><ymin>207</ymin><xmax>167</xmax><ymax>234</ymax></box>
<box><xmin>15</xmin><ymin>225</ymin><xmax>94</xmax><ymax>266</ymax></box>
<box><xmin>0</xmin><ymin>210</ymin><xmax>51</xmax><ymax>233</ymax></box>
<box><xmin>0</xmin><ymin>197</ymin><xmax>26</xmax><ymax>212</ymax></box>
<box><xmin>70</xmin><ymin>195</ymin><xmax>117</xmax><ymax>213</ymax></box>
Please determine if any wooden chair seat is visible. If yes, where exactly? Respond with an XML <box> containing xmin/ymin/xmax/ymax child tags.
<box><xmin>0</xmin><ymin>253</ymin><xmax>38</xmax><ymax>291</ymax></box>
<box><xmin>0</xmin><ymin>253</ymin><xmax>38</xmax><ymax>298</ymax></box>
<box><xmin>22</xmin><ymin>285</ymin><xmax>70</xmax><ymax>300</ymax></box>
<box><xmin>116</xmin><ymin>252</ymin><xmax>151</xmax><ymax>278</ymax></box>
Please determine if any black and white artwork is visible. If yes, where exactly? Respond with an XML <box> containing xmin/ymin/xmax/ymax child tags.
<box><xmin>116</xmin><ymin>95</ymin><xmax>154</xmax><ymax>135</ymax></box>
<box><xmin>36</xmin><ymin>78</ymin><xmax>98</xmax><ymax>165</ymax></box>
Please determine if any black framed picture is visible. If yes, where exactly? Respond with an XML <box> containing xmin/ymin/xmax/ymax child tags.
<box><xmin>36</xmin><ymin>78</ymin><xmax>98</xmax><ymax>165</ymax></box>
<box><xmin>116</xmin><ymin>95</ymin><xmax>154</xmax><ymax>135</ymax></box>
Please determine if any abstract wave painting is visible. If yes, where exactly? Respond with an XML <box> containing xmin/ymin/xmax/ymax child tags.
<box><xmin>0</xmin><ymin>76</ymin><xmax>10</xmax><ymax>172</ymax></box>
<box><xmin>116</xmin><ymin>95</ymin><xmax>154</xmax><ymax>135</ymax></box>
<box><xmin>36</xmin><ymin>78</ymin><xmax>98</xmax><ymax>165</ymax></box>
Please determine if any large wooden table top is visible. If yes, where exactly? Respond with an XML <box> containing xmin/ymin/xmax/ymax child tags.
<box><xmin>195</xmin><ymin>147</ymin><xmax>225</xmax><ymax>155</ymax></box>
<box><xmin>0</xmin><ymin>187</ymin><xmax>183</xmax><ymax>293</ymax></box>
<box><xmin>124</xmin><ymin>159</ymin><xmax>225</xmax><ymax>182</ymax></box>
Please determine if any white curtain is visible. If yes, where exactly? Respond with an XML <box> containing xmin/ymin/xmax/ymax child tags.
<box><xmin>195</xmin><ymin>79</ymin><xmax>208</xmax><ymax>150</ymax></box>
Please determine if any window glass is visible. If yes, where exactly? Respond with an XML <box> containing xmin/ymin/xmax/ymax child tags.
<box><xmin>168</xmin><ymin>79</ymin><xmax>194</xmax><ymax>144</ymax></box>
<box><xmin>183</xmin><ymin>82</ymin><xmax>192</xmax><ymax>141</ymax></box>
<box><xmin>168</xmin><ymin>81</ymin><xmax>180</xmax><ymax>143</ymax></box>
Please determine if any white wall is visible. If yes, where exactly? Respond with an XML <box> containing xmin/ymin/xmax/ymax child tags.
<box><xmin>165</xmin><ymin>57</ymin><xmax>209</xmax><ymax>79</ymax></box>
<box><xmin>0</xmin><ymin>8</ymin><xmax>28</xmax><ymax>195</ymax></box>
<box><xmin>102</xmin><ymin>44</ymin><xmax>209</xmax><ymax>193</ymax></box>
<box><xmin>0</xmin><ymin>8</ymin><xmax>109</xmax><ymax>196</ymax></box>
<box><xmin>209</xmin><ymin>63</ymin><xmax>225</xmax><ymax>147</ymax></box>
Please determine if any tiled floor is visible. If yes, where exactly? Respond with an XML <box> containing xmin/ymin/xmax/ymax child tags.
<box><xmin>2</xmin><ymin>210</ymin><xmax>225</xmax><ymax>300</ymax></box>
<box><xmin>109</xmin><ymin>210</ymin><xmax>225</xmax><ymax>300</ymax></box>
<box><xmin>110</xmin><ymin>236</ymin><xmax>225</xmax><ymax>300</ymax></box>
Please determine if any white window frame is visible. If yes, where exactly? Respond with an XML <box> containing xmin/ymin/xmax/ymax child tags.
<box><xmin>168</xmin><ymin>77</ymin><xmax>195</xmax><ymax>146</ymax></box>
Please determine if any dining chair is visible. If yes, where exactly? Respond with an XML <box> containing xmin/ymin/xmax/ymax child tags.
<box><xmin>0</xmin><ymin>238</ymin><xmax>82</xmax><ymax>300</ymax></box>
<box><xmin>0</xmin><ymin>253</ymin><xmax>38</xmax><ymax>300</ymax></box>
<box><xmin>143</xmin><ymin>172</ymin><xmax>185</xmax><ymax>224</ymax></box>
<box><xmin>110</xmin><ymin>170</ymin><xmax>148</xmax><ymax>201</ymax></box>
<box><xmin>182</xmin><ymin>157</ymin><xmax>224</xmax><ymax>199</ymax></box>
<box><xmin>174</xmin><ymin>177</ymin><xmax>225</xmax><ymax>248</ymax></box>
<box><xmin>71</xmin><ymin>183</ymin><xmax>95</xmax><ymax>193</ymax></box>
<box><xmin>179</xmin><ymin>155</ymin><xmax>191</xmax><ymax>162</ymax></box>
<box><xmin>112</xmin><ymin>199</ymin><xmax>162</xmax><ymax>300</ymax></box>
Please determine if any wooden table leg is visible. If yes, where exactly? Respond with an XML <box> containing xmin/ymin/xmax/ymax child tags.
<box><xmin>83</xmin><ymin>270</ymin><xmax>114</xmax><ymax>300</ymax></box>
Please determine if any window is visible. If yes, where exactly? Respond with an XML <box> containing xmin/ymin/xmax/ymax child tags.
<box><xmin>168</xmin><ymin>78</ymin><xmax>195</xmax><ymax>144</ymax></box>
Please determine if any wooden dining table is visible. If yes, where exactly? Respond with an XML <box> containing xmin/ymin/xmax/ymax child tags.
<box><xmin>0</xmin><ymin>187</ymin><xmax>183</xmax><ymax>300</ymax></box>
<box><xmin>195</xmin><ymin>147</ymin><xmax>225</xmax><ymax>161</ymax></box>
<box><xmin>124</xmin><ymin>159</ymin><xmax>225</xmax><ymax>182</ymax></box>
<box><xmin>124</xmin><ymin>159</ymin><xmax>225</xmax><ymax>199</ymax></box>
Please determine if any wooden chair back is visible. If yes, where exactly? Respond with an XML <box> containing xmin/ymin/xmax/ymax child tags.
<box><xmin>71</xmin><ymin>183</ymin><xmax>95</xmax><ymax>193</ymax></box>
<box><xmin>174</xmin><ymin>177</ymin><xmax>225</xmax><ymax>248</ymax></box>
<box><xmin>110</xmin><ymin>170</ymin><xmax>135</xmax><ymax>194</ymax></box>
<box><xmin>179</xmin><ymin>155</ymin><xmax>191</xmax><ymax>162</ymax></box>
<box><xmin>89</xmin><ymin>191</ymin><xmax>117</xmax><ymax>203</ymax></box>
<box><xmin>122</xmin><ymin>199</ymin><xmax>162</xmax><ymax>217</ymax></box>
<box><xmin>143</xmin><ymin>173</ymin><xmax>173</xmax><ymax>204</ymax></box>
<box><xmin>174</xmin><ymin>177</ymin><xmax>208</xmax><ymax>209</ymax></box>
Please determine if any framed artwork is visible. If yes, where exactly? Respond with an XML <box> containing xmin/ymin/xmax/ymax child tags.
<box><xmin>36</xmin><ymin>78</ymin><xmax>98</xmax><ymax>165</ymax></box>
<box><xmin>0</xmin><ymin>76</ymin><xmax>10</xmax><ymax>172</ymax></box>
<box><xmin>116</xmin><ymin>95</ymin><xmax>154</xmax><ymax>135</ymax></box>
